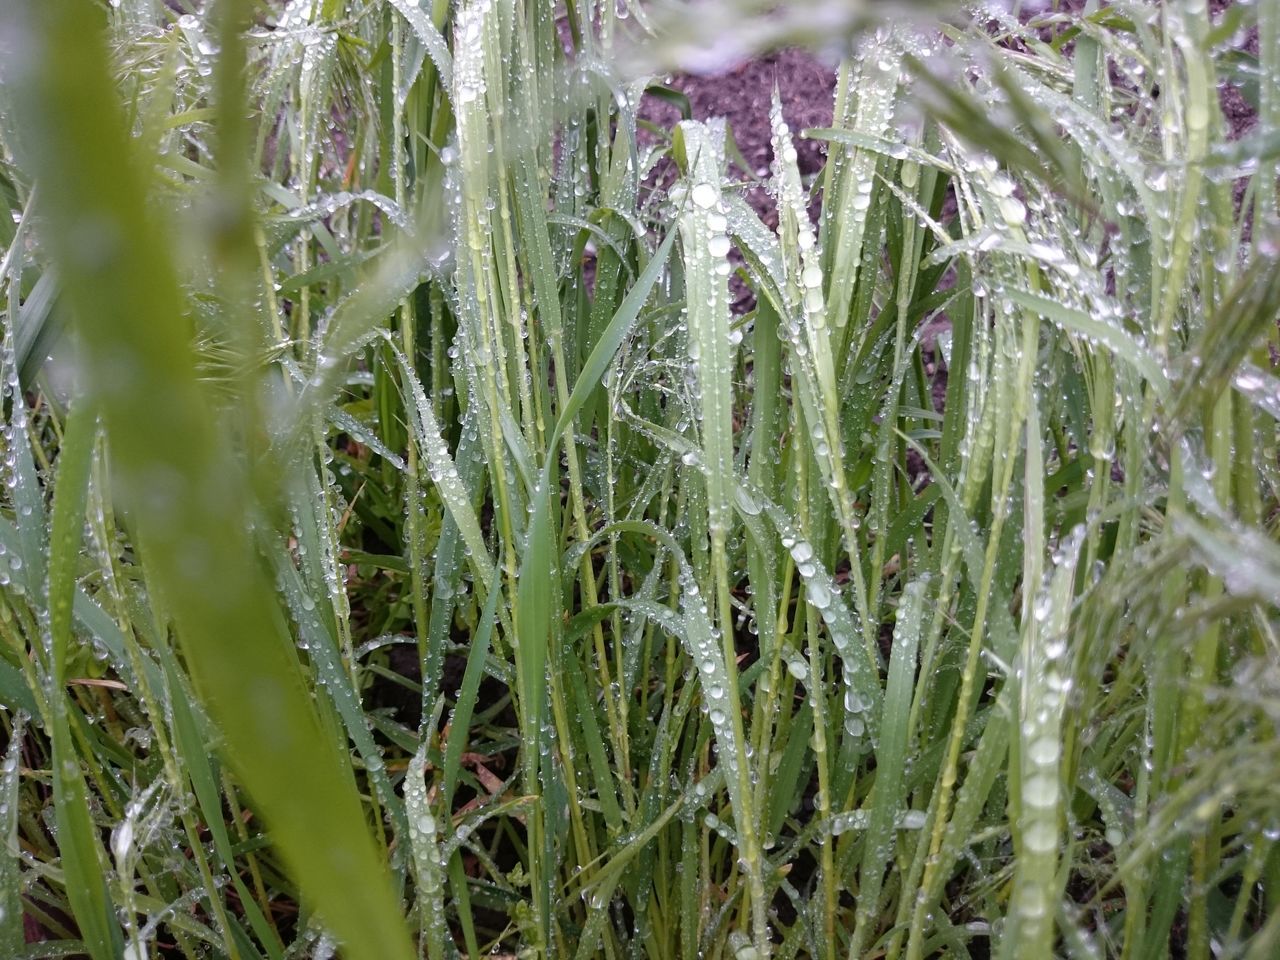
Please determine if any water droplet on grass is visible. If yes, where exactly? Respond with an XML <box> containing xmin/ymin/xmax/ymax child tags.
<box><xmin>1022</xmin><ymin>820</ymin><xmax>1057</xmax><ymax>853</ymax></box>
<box><xmin>901</xmin><ymin>810</ymin><xmax>927</xmax><ymax>830</ymax></box>
<box><xmin>1023</xmin><ymin>773</ymin><xmax>1058</xmax><ymax>809</ymax></box>
<box><xmin>691</xmin><ymin>182</ymin><xmax>718</xmax><ymax>209</ymax></box>
<box><xmin>1027</xmin><ymin>737</ymin><xmax>1060</xmax><ymax>765</ymax></box>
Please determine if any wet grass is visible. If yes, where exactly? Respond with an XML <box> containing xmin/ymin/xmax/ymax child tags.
<box><xmin>0</xmin><ymin>1</ymin><xmax>1278</xmax><ymax>958</ymax></box>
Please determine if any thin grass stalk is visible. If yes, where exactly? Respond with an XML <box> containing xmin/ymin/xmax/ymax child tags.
<box><xmin>1150</xmin><ymin>2</ymin><xmax>1211</xmax><ymax>365</ymax></box>
<box><xmin>676</xmin><ymin>119</ymin><xmax>769</xmax><ymax>955</ymax></box>
<box><xmin>1178</xmin><ymin>396</ymin><xmax>1234</xmax><ymax>960</ymax></box>
<box><xmin>848</xmin><ymin>577</ymin><xmax>925</xmax><ymax>960</ymax></box>
<box><xmin>1257</xmin><ymin>0</ymin><xmax>1279</xmax><ymax>220</ymax></box>
<box><xmin>821</xmin><ymin>28</ymin><xmax>903</xmax><ymax>342</ymax></box>
<box><xmin>388</xmin><ymin>4</ymin><xmax>433</xmax><ymax>737</ymax></box>
<box><xmin>0</xmin><ymin>713</ymin><xmax>24</xmax><ymax>956</ymax></box>
<box><xmin>1002</xmin><ymin>403</ymin><xmax>1077</xmax><ymax>957</ymax></box>
<box><xmin>792</xmin><ymin>439</ymin><xmax>836</xmax><ymax>959</ymax></box>
<box><xmin>769</xmin><ymin>96</ymin><xmax>877</xmax><ymax>674</ymax></box>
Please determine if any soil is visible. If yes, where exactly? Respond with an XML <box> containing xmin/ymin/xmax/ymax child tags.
<box><xmin>639</xmin><ymin>46</ymin><xmax>839</xmax><ymax>185</ymax></box>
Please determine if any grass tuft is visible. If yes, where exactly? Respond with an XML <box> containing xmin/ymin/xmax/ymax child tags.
<box><xmin>1</xmin><ymin>1</ymin><xmax>1278</xmax><ymax>958</ymax></box>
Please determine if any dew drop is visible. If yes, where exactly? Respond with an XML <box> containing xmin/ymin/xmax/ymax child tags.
<box><xmin>691</xmin><ymin>182</ymin><xmax>718</xmax><ymax>209</ymax></box>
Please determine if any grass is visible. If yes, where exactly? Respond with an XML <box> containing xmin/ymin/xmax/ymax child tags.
<box><xmin>0</xmin><ymin>0</ymin><xmax>1278</xmax><ymax>957</ymax></box>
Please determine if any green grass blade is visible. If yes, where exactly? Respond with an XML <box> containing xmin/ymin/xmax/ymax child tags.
<box><xmin>405</xmin><ymin>745</ymin><xmax>450</xmax><ymax>960</ymax></box>
<box><xmin>49</xmin><ymin>694</ymin><xmax>122</xmax><ymax>960</ymax></box>
<box><xmin>551</xmin><ymin>228</ymin><xmax>677</xmax><ymax>449</ymax></box>
<box><xmin>442</xmin><ymin>566</ymin><xmax>501</xmax><ymax>809</ymax></box>
<box><xmin>47</xmin><ymin>399</ymin><xmax>94</xmax><ymax>677</ymax></box>
<box><xmin>0</xmin><ymin>712</ymin><xmax>27</xmax><ymax>956</ymax></box>
<box><xmin>44</xmin><ymin>394</ymin><xmax>118</xmax><ymax>960</ymax></box>
<box><xmin>848</xmin><ymin>577</ymin><xmax>925</xmax><ymax>959</ymax></box>
<box><xmin>675</xmin><ymin>117</ymin><xmax>770</xmax><ymax>953</ymax></box>
<box><xmin>1002</xmin><ymin>288</ymin><xmax>1170</xmax><ymax>400</ymax></box>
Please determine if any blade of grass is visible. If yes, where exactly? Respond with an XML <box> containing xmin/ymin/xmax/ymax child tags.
<box><xmin>847</xmin><ymin>577</ymin><xmax>924</xmax><ymax>959</ymax></box>
<box><xmin>675</xmin><ymin>118</ymin><xmax>770</xmax><ymax>954</ymax></box>
<box><xmin>0</xmin><ymin>711</ymin><xmax>23</xmax><ymax>956</ymax></box>
<box><xmin>46</xmin><ymin>399</ymin><xmax>119</xmax><ymax>960</ymax></box>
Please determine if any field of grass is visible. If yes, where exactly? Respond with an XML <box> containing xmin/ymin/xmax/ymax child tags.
<box><xmin>1</xmin><ymin>0</ymin><xmax>1278</xmax><ymax>957</ymax></box>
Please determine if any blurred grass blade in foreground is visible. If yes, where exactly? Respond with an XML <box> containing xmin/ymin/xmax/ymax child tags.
<box><xmin>2</xmin><ymin>4</ymin><xmax>413</xmax><ymax>958</ymax></box>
